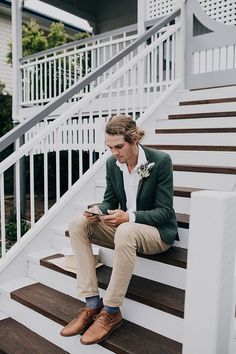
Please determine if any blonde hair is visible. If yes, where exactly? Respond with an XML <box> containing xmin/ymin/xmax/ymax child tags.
<box><xmin>105</xmin><ymin>115</ymin><xmax>145</xmax><ymax>144</ymax></box>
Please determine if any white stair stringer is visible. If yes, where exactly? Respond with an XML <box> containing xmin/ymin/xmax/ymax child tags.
<box><xmin>26</xmin><ymin>250</ymin><xmax>184</xmax><ymax>343</ymax></box>
<box><xmin>0</xmin><ymin>278</ymin><xmax>111</xmax><ymax>354</ymax></box>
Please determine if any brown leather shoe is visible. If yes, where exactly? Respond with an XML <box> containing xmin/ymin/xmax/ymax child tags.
<box><xmin>60</xmin><ymin>305</ymin><xmax>103</xmax><ymax>337</ymax></box>
<box><xmin>80</xmin><ymin>309</ymin><xmax>123</xmax><ymax>345</ymax></box>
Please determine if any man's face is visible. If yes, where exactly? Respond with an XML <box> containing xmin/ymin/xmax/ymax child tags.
<box><xmin>105</xmin><ymin>134</ymin><xmax>137</xmax><ymax>164</ymax></box>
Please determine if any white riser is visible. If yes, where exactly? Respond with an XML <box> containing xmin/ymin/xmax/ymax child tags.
<box><xmin>155</xmin><ymin>116</ymin><xmax>236</xmax><ymax>129</ymax></box>
<box><xmin>174</xmin><ymin>171</ymin><xmax>236</xmax><ymax>191</ymax></box>
<box><xmin>168</xmin><ymin>151</ymin><xmax>236</xmax><ymax>168</ymax></box>
<box><xmin>0</xmin><ymin>281</ymin><xmax>111</xmax><ymax>354</ymax></box>
<box><xmin>178</xmin><ymin>86</ymin><xmax>236</xmax><ymax>100</ymax></box>
<box><xmin>168</xmin><ymin>102</ymin><xmax>236</xmax><ymax>114</ymax></box>
<box><xmin>27</xmin><ymin>258</ymin><xmax>184</xmax><ymax>342</ymax></box>
<box><xmin>174</xmin><ymin>196</ymin><xmax>190</xmax><ymax>214</ymax></box>
<box><xmin>147</xmin><ymin>133</ymin><xmax>236</xmax><ymax>145</ymax></box>
<box><xmin>174</xmin><ymin>228</ymin><xmax>189</xmax><ymax>249</ymax></box>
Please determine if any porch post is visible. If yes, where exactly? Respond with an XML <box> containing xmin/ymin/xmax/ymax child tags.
<box><xmin>183</xmin><ymin>191</ymin><xmax>236</xmax><ymax>354</ymax></box>
<box><xmin>137</xmin><ymin>0</ymin><xmax>146</xmax><ymax>35</ymax></box>
<box><xmin>12</xmin><ymin>0</ymin><xmax>23</xmax><ymax>121</ymax></box>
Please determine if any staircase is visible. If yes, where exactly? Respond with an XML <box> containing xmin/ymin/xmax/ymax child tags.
<box><xmin>0</xmin><ymin>85</ymin><xmax>236</xmax><ymax>353</ymax></box>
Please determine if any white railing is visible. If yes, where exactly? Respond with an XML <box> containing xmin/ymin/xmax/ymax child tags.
<box><xmin>20</xmin><ymin>25</ymin><xmax>137</xmax><ymax>107</ymax></box>
<box><xmin>0</xmin><ymin>13</ymin><xmax>182</xmax><ymax>259</ymax></box>
<box><xmin>24</xmin><ymin>22</ymin><xmax>180</xmax><ymax>151</ymax></box>
<box><xmin>193</xmin><ymin>44</ymin><xmax>236</xmax><ymax>74</ymax></box>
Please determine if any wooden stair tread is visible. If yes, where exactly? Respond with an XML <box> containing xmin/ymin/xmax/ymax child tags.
<box><xmin>155</xmin><ymin>127</ymin><xmax>236</xmax><ymax>134</ymax></box>
<box><xmin>176</xmin><ymin>213</ymin><xmax>189</xmax><ymax>229</ymax></box>
<box><xmin>11</xmin><ymin>283</ymin><xmax>182</xmax><ymax>354</ymax></box>
<box><xmin>169</xmin><ymin>111</ymin><xmax>236</xmax><ymax>119</ymax></box>
<box><xmin>179</xmin><ymin>97</ymin><xmax>236</xmax><ymax>105</ymax></box>
<box><xmin>147</xmin><ymin>144</ymin><xmax>236</xmax><ymax>152</ymax></box>
<box><xmin>0</xmin><ymin>317</ymin><xmax>68</xmax><ymax>354</ymax></box>
<box><xmin>39</xmin><ymin>256</ymin><xmax>185</xmax><ymax>318</ymax></box>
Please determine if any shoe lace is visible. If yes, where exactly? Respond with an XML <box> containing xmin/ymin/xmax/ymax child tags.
<box><xmin>93</xmin><ymin>311</ymin><xmax>113</xmax><ymax>325</ymax></box>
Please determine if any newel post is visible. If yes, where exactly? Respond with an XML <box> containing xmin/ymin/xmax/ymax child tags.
<box><xmin>183</xmin><ymin>191</ymin><xmax>236</xmax><ymax>354</ymax></box>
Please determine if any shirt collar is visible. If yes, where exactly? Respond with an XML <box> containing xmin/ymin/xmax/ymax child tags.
<box><xmin>116</xmin><ymin>145</ymin><xmax>147</xmax><ymax>173</ymax></box>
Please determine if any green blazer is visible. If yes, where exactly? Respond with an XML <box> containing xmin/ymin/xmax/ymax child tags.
<box><xmin>99</xmin><ymin>145</ymin><xmax>178</xmax><ymax>245</ymax></box>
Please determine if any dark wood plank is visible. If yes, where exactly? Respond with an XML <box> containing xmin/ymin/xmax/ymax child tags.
<box><xmin>179</xmin><ymin>97</ymin><xmax>236</xmax><ymax>106</ymax></box>
<box><xmin>146</xmin><ymin>144</ymin><xmax>236</xmax><ymax>152</ymax></box>
<box><xmin>0</xmin><ymin>317</ymin><xmax>68</xmax><ymax>354</ymax></box>
<box><xmin>174</xmin><ymin>186</ymin><xmax>202</xmax><ymax>197</ymax></box>
<box><xmin>39</xmin><ymin>257</ymin><xmax>185</xmax><ymax>318</ymax></box>
<box><xmin>173</xmin><ymin>164</ymin><xmax>236</xmax><ymax>174</ymax></box>
<box><xmin>168</xmin><ymin>111</ymin><xmax>236</xmax><ymax>119</ymax></box>
<box><xmin>155</xmin><ymin>127</ymin><xmax>236</xmax><ymax>134</ymax></box>
<box><xmin>176</xmin><ymin>213</ymin><xmax>189</xmax><ymax>229</ymax></box>
<box><xmin>11</xmin><ymin>283</ymin><xmax>182</xmax><ymax>354</ymax></box>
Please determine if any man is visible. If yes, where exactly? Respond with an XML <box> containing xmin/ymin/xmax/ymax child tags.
<box><xmin>60</xmin><ymin>115</ymin><xmax>178</xmax><ymax>345</ymax></box>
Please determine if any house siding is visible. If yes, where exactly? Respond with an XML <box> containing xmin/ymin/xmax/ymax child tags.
<box><xmin>0</xmin><ymin>12</ymin><xmax>13</xmax><ymax>93</ymax></box>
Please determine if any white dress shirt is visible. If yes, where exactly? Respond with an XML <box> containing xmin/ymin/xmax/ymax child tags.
<box><xmin>116</xmin><ymin>145</ymin><xmax>147</xmax><ymax>222</ymax></box>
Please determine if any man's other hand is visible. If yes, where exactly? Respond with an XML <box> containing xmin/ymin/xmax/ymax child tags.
<box><xmin>101</xmin><ymin>209</ymin><xmax>129</xmax><ymax>227</ymax></box>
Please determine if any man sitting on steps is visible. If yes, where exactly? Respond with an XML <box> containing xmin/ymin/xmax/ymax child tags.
<box><xmin>60</xmin><ymin>114</ymin><xmax>178</xmax><ymax>345</ymax></box>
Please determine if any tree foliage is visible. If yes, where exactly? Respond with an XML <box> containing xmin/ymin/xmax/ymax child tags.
<box><xmin>7</xmin><ymin>18</ymin><xmax>91</xmax><ymax>64</ymax></box>
<box><xmin>0</xmin><ymin>82</ymin><xmax>13</xmax><ymax>137</ymax></box>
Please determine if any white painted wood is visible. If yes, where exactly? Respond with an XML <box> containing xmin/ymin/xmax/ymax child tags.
<box><xmin>177</xmin><ymin>86</ymin><xmax>236</xmax><ymax>101</ymax></box>
<box><xmin>148</xmin><ymin>133</ymin><xmax>236</xmax><ymax>145</ymax></box>
<box><xmin>183</xmin><ymin>191</ymin><xmax>236</xmax><ymax>354</ymax></box>
<box><xmin>0</xmin><ymin>312</ymin><xmax>8</xmax><ymax>320</ymax></box>
<box><xmin>168</xmin><ymin>151</ymin><xmax>236</xmax><ymax>168</ymax></box>
<box><xmin>174</xmin><ymin>196</ymin><xmax>191</xmax><ymax>214</ymax></box>
<box><xmin>156</xmin><ymin>116</ymin><xmax>236</xmax><ymax>129</ymax></box>
<box><xmin>173</xmin><ymin>171</ymin><xmax>236</xmax><ymax>191</ymax></box>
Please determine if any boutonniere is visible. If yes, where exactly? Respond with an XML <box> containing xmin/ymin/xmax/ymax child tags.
<box><xmin>137</xmin><ymin>162</ymin><xmax>155</xmax><ymax>180</ymax></box>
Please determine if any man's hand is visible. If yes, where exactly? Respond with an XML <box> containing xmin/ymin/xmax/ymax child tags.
<box><xmin>101</xmin><ymin>209</ymin><xmax>129</xmax><ymax>227</ymax></box>
<box><xmin>83</xmin><ymin>205</ymin><xmax>101</xmax><ymax>223</ymax></box>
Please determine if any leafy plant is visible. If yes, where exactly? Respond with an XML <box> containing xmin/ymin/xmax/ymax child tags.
<box><xmin>5</xmin><ymin>210</ymin><xmax>30</xmax><ymax>243</ymax></box>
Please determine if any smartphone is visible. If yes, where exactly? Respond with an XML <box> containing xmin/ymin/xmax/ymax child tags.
<box><xmin>84</xmin><ymin>210</ymin><xmax>106</xmax><ymax>216</ymax></box>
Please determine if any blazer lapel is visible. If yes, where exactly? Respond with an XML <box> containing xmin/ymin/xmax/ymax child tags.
<box><xmin>115</xmin><ymin>167</ymin><xmax>126</xmax><ymax>206</ymax></box>
<box><xmin>136</xmin><ymin>146</ymin><xmax>151</xmax><ymax>201</ymax></box>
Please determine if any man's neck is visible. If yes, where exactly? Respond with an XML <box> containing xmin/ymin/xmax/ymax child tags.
<box><xmin>126</xmin><ymin>145</ymin><xmax>139</xmax><ymax>173</ymax></box>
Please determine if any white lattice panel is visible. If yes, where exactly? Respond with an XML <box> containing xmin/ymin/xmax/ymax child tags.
<box><xmin>198</xmin><ymin>0</ymin><xmax>236</xmax><ymax>25</ymax></box>
<box><xmin>146</xmin><ymin>0</ymin><xmax>176</xmax><ymax>20</ymax></box>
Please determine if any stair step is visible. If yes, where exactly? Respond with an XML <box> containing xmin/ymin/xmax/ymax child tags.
<box><xmin>155</xmin><ymin>127</ymin><xmax>236</xmax><ymax>134</ymax></box>
<box><xmin>92</xmin><ymin>239</ymin><xmax>187</xmax><ymax>269</ymax></box>
<box><xmin>174</xmin><ymin>186</ymin><xmax>202</xmax><ymax>197</ymax></box>
<box><xmin>179</xmin><ymin>97</ymin><xmax>236</xmax><ymax>106</ymax></box>
<box><xmin>0</xmin><ymin>317</ymin><xmax>68</xmax><ymax>354</ymax></box>
<box><xmin>40</xmin><ymin>255</ymin><xmax>185</xmax><ymax>318</ymax></box>
<box><xmin>174</xmin><ymin>164</ymin><xmax>236</xmax><ymax>174</ymax></box>
<box><xmin>169</xmin><ymin>111</ymin><xmax>236</xmax><ymax>119</ymax></box>
<box><xmin>11</xmin><ymin>282</ymin><xmax>182</xmax><ymax>354</ymax></box>
<box><xmin>147</xmin><ymin>144</ymin><xmax>236</xmax><ymax>152</ymax></box>
<box><xmin>176</xmin><ymin>213</ymin><xmax>189</xmax><ymax>229</ymax></box>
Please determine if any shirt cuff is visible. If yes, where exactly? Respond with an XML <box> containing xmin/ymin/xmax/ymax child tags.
<box><xmin>128</xmin><ymin>212</ymin><xmax>135</xmax><ymax>222</ymax></box>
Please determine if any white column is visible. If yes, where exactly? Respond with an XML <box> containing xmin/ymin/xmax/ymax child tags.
<box><xmin>137</xmin><ymin>0</ymin><xmax>146</xmax><ymax>35</ymax></box>
<box><xmin>183</xmin><ymin>191</ymin><xmax>236</xmax><ymax>354</ymax></box>
<box><xmin>12</xmin><ymin>0</ymin><xmax>23</xmax><ymax>121</ymax></box>
<box><xmin>175</xmin><ymin>0</ymin><xmax>186</xmax><ymax>88</ymax></box>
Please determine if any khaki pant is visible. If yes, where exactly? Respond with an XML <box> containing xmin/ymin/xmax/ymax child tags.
<box><xmin>69</xmin><ymin>216</ymin><xmax>170</xmax><ymax>307</ymax></box>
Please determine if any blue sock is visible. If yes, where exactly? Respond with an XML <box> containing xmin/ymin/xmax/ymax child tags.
<box><xmin>85</xmin><ymin>295</ymin><xmax>102</xmax><ymax>309</ymax></box>
<box><xmin>104</xmin><ymin>305</ymin><xmax>119</xmax><ymax>314</ymax></box>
